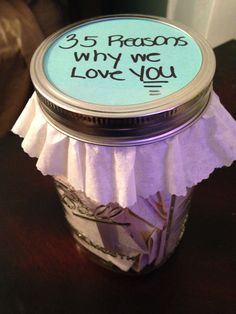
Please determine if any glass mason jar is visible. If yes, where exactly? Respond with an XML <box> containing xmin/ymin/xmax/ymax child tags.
<box><xmin>30</xmin><ymin>14</ymin><xmax>215</xmax><ymax>273</ymax></box>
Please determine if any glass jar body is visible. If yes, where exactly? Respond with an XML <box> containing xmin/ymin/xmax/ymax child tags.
<box><xmin>55</xmin><ymin>176</ymin><xmax>193</xmax><ymax>274</ymax></box>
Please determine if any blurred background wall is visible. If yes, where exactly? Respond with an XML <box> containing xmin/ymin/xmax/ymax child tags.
<box><xmin>67</xmin><ymin>0</ymin><xmax>167</xmax><ymax>22</ymax></box>
<box><xmin>167</xmin><ymin>0</ymin><xmax>236</xmax><ymax>47</ymax></box>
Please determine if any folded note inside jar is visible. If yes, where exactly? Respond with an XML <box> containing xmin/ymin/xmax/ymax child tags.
<box><xmin>55</xmin><ymin>175</ymin><xmax>192</xmax><ymax>272</ymax></box>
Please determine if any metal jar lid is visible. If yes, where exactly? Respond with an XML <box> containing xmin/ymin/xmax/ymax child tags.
<box><xmin>30</xmin><ymin>14</ymin><xmax>215</xmax><ymax>146</ymax></box>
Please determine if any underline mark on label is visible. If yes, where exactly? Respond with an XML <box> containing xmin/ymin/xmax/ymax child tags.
<box><xmin>144</xmin><ymin>85</ymin><xmax>162</xmax><ymax>88</ymax></box>
<box><xmin>142</xmin><ymin>80</ymin><xmax>169</xmax><ymax>96</ymax></box>
<box><xmin>143</xmin><ymin>80</ymin><xmax>169</xmax><ymax>83</ymax></box>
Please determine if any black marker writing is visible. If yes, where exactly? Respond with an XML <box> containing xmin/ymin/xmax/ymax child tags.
<box><xmin>59</xmin><ymin>32</ymin><xmax>185</xmax><ymax>95</ymax></box>
<box><xmin>59</xmin><ymin>34</ymin><xmax>98</xmax><ymax>49</ymax></box>
<box><xmin>74</xmin><ymin>50</ymin><xmax>122</xmax><ymax>69</ymax></box>
<box><xmin>129</xmin><ymin>66</ymin><xmax>177</xmax><ymax>81</ymax></box>
<box><xmin>74</xmin><ymin>52</ymin><xmax>90</xmax><ymax>62</ymax></box>
<box><xmin>130</xmin><ymin>53</ymin><xmax>161</xmax><ymax>63</ymax></box>
<box><xmin>108</xmin><ymin>35</ymin><xmax>188</xmax><ymax>47</ymax></box>
<box><xmin>71</xmin><ymin>67</ymin><xmax>125</xmax><ymax>81</ymax></box>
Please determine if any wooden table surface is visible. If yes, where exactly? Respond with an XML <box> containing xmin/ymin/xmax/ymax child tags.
<box><xmin>0</xmin><ymin>41</ymin><xmax>236</xmax><ymax>314</ymax></box>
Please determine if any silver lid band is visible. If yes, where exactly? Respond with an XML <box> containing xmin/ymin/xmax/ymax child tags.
<box><xmin>37</xmin><ymin>85</ymin><xmax>212</xmax><ymax>146</ymax></box>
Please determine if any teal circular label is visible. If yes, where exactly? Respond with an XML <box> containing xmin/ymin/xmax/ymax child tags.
<box><xmin>43</xmin><ymin>17</ymin><xmax>202</xmax><ymax>106</ymax></box>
